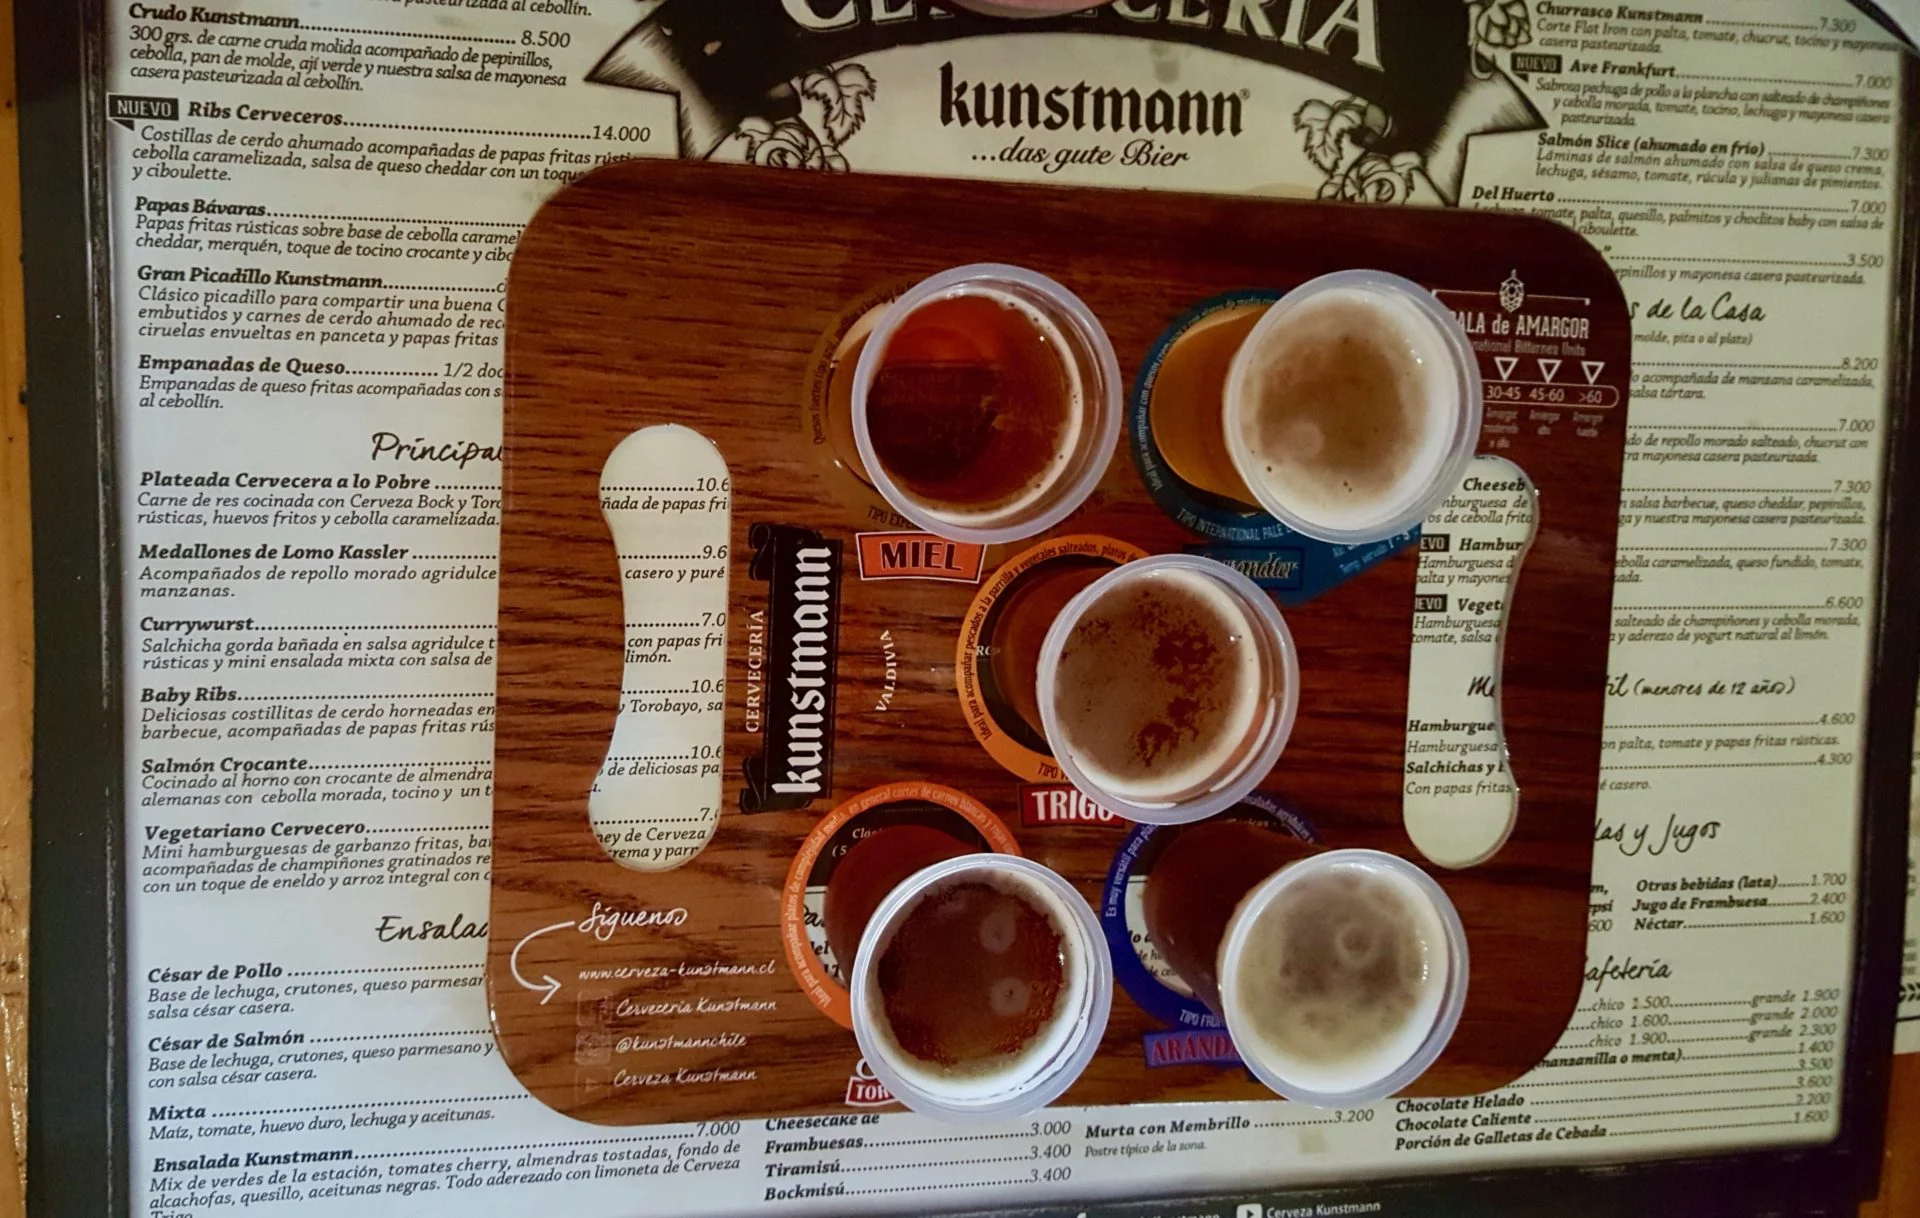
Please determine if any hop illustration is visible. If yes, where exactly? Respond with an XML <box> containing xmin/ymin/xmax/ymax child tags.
<box><xmin>799</xmin><ymin>63</ymin><xmax>877</xmax><ymax>149</ymax></box>
<box><xmin>1500</xmin><ymin>270</ymin><xmax>1526</xmax><ymax>314</ymax></box>
<box><xmin>732</xmin><ymin>117</ymin><xmax>835</xmax><ymax>171</ymax></box>
<box><xmin>730</xmin><ymin>61</ymin><xmax>877</xmax><ymax>173</ymax></box>
<box><xmin>1468</xmin><ymin>0</ymin><xmax>1532</xmax><ymax>77</ymax></box>
<box><xmin>1327</xmin><ymin>151</ymin><xmax>1428</xmax><ymax>204</ymax></box>
<box><xmin>1293</xmin><ymin>97</ymin><xmax>1390</xmax><ymax>174</ymax></box>
<box><xmin>1294</xmin><ymin>95</ymin><xmax>1429</xmax><ymax>204</ymax></box>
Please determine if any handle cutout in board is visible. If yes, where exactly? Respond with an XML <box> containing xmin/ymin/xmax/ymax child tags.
<box><xmin>1403</xmin><ymin>456</ymin><xmax>1538</xmax><ymax>869</ymax></box>
<box><xmin>590</xmin><ymin>424</ymin><xmax>731</xmax><ymax>871</ymax></box>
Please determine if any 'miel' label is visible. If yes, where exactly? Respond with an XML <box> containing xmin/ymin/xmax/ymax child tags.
<box><xmin>854</xmin><ymin>531</ymin><xmax>985</xmax><ymax>583</ymax></box>
<box><xmin>741</xmin><ymin>524</ymin><xmax>843</xmax><ymax>812</ymax></box>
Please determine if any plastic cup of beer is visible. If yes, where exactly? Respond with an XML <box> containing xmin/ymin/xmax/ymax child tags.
<box><xmin>849</xmin><ymin>854</ymin><xmax>1112</xmax><ymax>1122</ymax></box>
<box><xmin>1035</xmin><ymin>554</ymin><xmax>1299</xmax><ymax>825</ymax></box>
<box><xmin>851</xmin><ymin>264</ymin><xmax>1123</xmax><ymax>545</ymax></box>
<box><xmin>1140</xmin><ymin>815</ymin><xmax>1314</xmax><ymax>1013</ymax></box>
<box><xmin>1223</xmin><ymin>270</ymin><xmax>1482</xmax><ymax>544</ymax></box>
<box><xmin>1217</xmin><ymin>849</ymin><xmax>1468</xmax><ymax>1106</ymax></box>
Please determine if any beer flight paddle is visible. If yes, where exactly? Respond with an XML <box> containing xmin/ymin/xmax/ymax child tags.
<box><xmin>489</xmin><ymin>161</ymin><xmax>1630</xmax><ymax>1125</ymax></box>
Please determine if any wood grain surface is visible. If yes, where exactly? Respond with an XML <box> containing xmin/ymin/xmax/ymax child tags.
<box><xmin>0</xmin><ymin>0</ymin><xmax>31</xmax><ymax>1200</ymax></box>
<box><xmin>490</xmin><ymin>160</ymin><xmax>1629</xmax><ymax>1126</ymax></box>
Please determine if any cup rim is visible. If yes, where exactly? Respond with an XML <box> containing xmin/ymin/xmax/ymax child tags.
<box><xmin>1223</xmin><ymin>269</ymin><xmax>1484</xmax><ymax>545</ymax></box>
<box><xmin>1216</xmin><ymin>848</ymin><xmax>1470</xmax><ymax>1107</ymax></box>
<box><xmin>1034</xmin><ymin>554</ymin><xmax>1301</xmax><ymax>826</ymax></box>
<box><xmin>849</xmin><ymin>854</ymin><xmax>1113</xmax><ymax>1123</ymax></box>
<box><xmin>850</xmin><ymin>262</ymin><xmax>1123</xmax><ymax>545</ymax></box>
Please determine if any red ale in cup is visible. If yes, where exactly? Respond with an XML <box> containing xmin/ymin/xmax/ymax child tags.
<box><xmin>852</xmin><ymin>264</ymin><xmax>1122</xmax><ymax>545</ymax></box>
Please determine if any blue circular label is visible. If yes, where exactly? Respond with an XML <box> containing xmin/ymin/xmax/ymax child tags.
<box><xmin>1127</xmin><ymin>292</ymin><xmax>1422</xmax><ymax>603</ymax></box>
<box><xmin>1098</xmin><ymin>793</ymin><xmax>1317</xmax><ymax>1034</ymax></box>
<box><xmin>1128</xmin><ymin>290</ymin><xmax>1297</xmax><ymax>544</ymax></box>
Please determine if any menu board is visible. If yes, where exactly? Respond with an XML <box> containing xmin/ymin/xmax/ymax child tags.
<box><xmin>107</xmin><ymin>1</ymin><xmax>1906</xmax><ymax>1213</ymax></box>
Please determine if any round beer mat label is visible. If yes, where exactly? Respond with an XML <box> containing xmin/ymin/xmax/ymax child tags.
<box><xmin>1099</xmin><ymin>793</ymin><xmax>1317</xmax><ymax>1038</ymax></box>
<box><xmin>781</xmin><ymin>781</ymin><xmax>1019</xmax><ymax>1028</ymax></box>
<box><xmin>955</xmin><ymin>534</ymin><xmax>1148</xmax><ymax>783</ymax></box>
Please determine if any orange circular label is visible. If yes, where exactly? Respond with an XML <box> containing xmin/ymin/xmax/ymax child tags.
<box><xmin>781</xmin><ymin>782</ymin><xmax>1020</xmax><ymax>1028</ymax></box>
<box><xmin>955</xmin><ymin>535</ymin><xmax>1148</xmax><ymax>782</ymax></box>
<box><xmin>800</xmin><ymin>282</ymin><xmax>916</xmax><ymax>527</ymax></box>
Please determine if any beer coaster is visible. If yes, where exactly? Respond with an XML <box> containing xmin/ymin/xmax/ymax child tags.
<box><xmin>781</xmin><ymin>781</ymin><xmax>1020</xmax><ymax>1028</ymax></box>
<box><xmin>1099</xmin><ymin>793</ymin><xmax>1316</xmax><ymax>1040</ymax></box>
<box><xmin>800</xmin><ymin>278</ymin><xmax>917</xmax><ymax>528</ymax></box>
<box><xmin>1131</xmin><ymin>291</ymin><xmax>1420</xmax><ymax>602</ymax></box>
<box><xmin>955</xmin><ymin>534</ymin><xmax>1149</xmax><ymax>783</ymax></box>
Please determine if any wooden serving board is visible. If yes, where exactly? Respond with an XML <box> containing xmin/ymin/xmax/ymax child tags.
<box><xmin>491</xmin><ymin>160</ymin><xmax>1630</xmax><ymax>1125</ymax></box>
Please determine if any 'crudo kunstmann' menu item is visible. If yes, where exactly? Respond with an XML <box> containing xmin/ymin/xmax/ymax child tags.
<box><xmin>111</xmin><ymin>1</ymin><xmax>1903</xmax><ymax>1213</ymax></box>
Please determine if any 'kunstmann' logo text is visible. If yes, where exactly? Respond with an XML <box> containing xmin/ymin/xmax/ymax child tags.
<box><xmin>939</xmin><ymin>62</ymin><xmax>1244</xmax><ymax>137</ymax></box>
<box><xmin>741</xmin><ymin>524</ymin><xmax>844</xmax><ymax>812</ymax></box>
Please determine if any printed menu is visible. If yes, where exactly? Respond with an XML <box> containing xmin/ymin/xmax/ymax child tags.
<box><xmin>109</xmin><ymin>0</ymin><xmax>1906</xmax><ymax>1213</ymax></box>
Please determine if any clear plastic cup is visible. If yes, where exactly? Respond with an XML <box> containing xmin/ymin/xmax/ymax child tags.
<box><xmin>1223</xmin><ymin>270</ymin><xmax>1482</xmax><ymax>544</ymax></box>
<box><xmin>850</xmin><ymin>854</ymin><xmax>1111</xmax><ymax>1123</ymax></box>
<box><xmin>1217</xmin><ymin>849</ymin><xmax>1468</xmax><ymax>1107</ymax></box>
<box><xmin>851</xmin><ymin>264</ymin><xmax>1122</xmax><ymax>545</ymax></box>
<box><xmin>1035</xmin><ymin>554</ymin><xmax>1299</xmax><ymax>826</ymax></box>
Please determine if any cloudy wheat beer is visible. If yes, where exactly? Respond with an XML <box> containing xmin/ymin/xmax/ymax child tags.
<box><xmin>1215</xmin><ymin>850</ymin><xmax>1468</xmax><ymax>1106</ymax></box>
<box><xmin>1224</xmin><ymin>271</ymin><xmax>1483</xmax><ymax>543</ymax></box>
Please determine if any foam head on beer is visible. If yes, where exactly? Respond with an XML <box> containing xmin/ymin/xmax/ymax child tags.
<box><xmin>1225</xmin><ymin>271</ymin><xmax>1481</xmax><ymax>544</ymax></box>
<box><xmin>875</xmin><ymin>877</ymin><xmax>1067</xmax><ymax>1076</ymax></box>
<box><xmin>1050</xmin><ymin>565</ymin><xmax>1264</xmax><ymax>803</ymax></box>
<box><xmin>1218</xmin><ymin>850</ymin><xmax>1467</xmax><ymax>1104</ymax></box>
<box><xmin>1036</xmin><ymin>555</ymin><xmax>1299</xmax><ymax>825</ymax></box>
<box><xmin>850</xmin><ymin>855</ymin><xmax>1111</xmax><ymax>1121</ymax></box>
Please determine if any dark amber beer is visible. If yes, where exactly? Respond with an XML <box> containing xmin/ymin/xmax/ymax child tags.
<box><xmin>849</xmin><ymin>855</ymin><xmax>1112</xmax><ymax>1121</ymax></box>
<box><xmin>822</xmin><ymin>825</ymin><xmax>975</xmax><ymax>976</ymax></box>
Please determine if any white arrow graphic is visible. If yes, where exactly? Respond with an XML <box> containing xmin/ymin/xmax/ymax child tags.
<box><xmin>1494</xmin><ymin>356</ymin><xmax>1519</xmax><ymax>381</ymax></box>
<box><xmin>510</xmin><ymin>921</ymin><xmax>574</xmax><ymax>1005</ymax></box>
<box><xmin>1582</xmin><ymin>360</ymin><xmax>1606</xmax><ymax>384</ymax></box>
<box><xmin>1538</xmin><ymin>358</ymin><xmax>1562</xmax><ymax>383</ymax></box>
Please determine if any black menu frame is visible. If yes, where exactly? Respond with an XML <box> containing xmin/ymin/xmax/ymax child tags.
<box><xmin>13</xmin><ymin>3</ymin><xmax>1915</xmax><ymax>1215</ymax></box>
